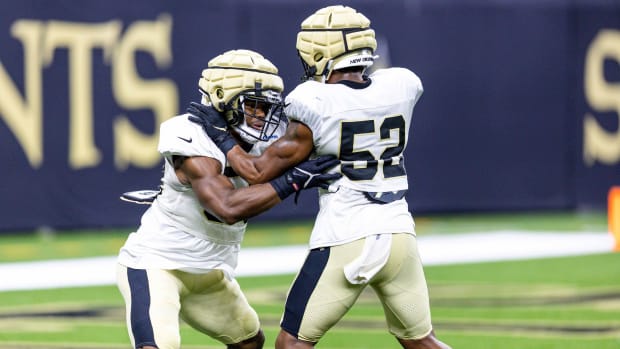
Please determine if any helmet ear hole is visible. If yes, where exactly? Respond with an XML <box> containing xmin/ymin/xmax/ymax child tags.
<box><xmin>215</xmin><ymin>88</ymin><xmax>224</xmax><ymax>99</ymax></box>
<box><xmin>225</xmin><ymin>109</ymin><xmax>241</xmax><ymax>126</ymax></box>
<box><xmin>222</xmin><ymin>97</ymin><xmax>242</xmax><ymax>126</ymax></box>
<box><xmin>314</xmin><ymin>53</ymin><xmax>323</xmax><ymax>62</ymax></box>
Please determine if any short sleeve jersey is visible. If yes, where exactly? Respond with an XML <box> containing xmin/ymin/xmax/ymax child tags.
<box><xmin>118</xmin><ymin>114</ymin><xmax>281</xmax><ymax>275</ymax></box>
<box><xmin>285</xmin><ymin>68</ymin><xmax>424</xmax><ymax>248</ymax></box>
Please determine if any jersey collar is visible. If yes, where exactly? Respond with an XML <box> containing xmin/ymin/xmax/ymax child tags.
<box><xmin>337</xmin><ymin>76</ymin><xmax>371</xmax><ymax>89</ymax></box>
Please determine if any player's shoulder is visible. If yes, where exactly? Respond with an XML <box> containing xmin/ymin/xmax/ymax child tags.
<box><xmin>370</xmin><ymin>67</ymin><xmax>422</xmax><ymax>87</ymax></box>
<box><xmin>285</xmin><ymin>81</ymin><xmax>324</xmax><ymax>111</ymax></box>
<box><xmin>159</xmin><ymin>114</ymin><xmax>199</xmax><ymax>141</ymax></box>
<box><xmin>160</xmin><ymin>113</ymin><xmax>196</xmax><ymax>129</ymax></box>
<box><xmin>160</xmin><ymin>113</ymin><xmax>188</xmax><ymax>130</ymax></box>
<box><xmin>158</xmin><ymin>114</ymin><xmax>217</xmax><ymax>157</ymax></box>
<box><xmin>283</xmin><ymin>81</ymin><xmax>324</xmax><ymax>126</ymax></box>
<box><xmin>286</xmin><ymin>80</ymin><xmax>323</xmax><ymax>101</ymax></box>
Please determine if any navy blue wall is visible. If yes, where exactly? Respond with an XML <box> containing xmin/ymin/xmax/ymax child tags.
<box><xmin>1</xmin><ymin>0</ymin><xmax>619</xmax><ymax>231</ymax></box>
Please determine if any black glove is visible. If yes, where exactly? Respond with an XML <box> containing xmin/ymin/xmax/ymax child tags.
<box><xmin>187</xmin><ymin>102</ymin><xmax>237</xmax><ymax>155</ymax></box>
<box><xmin>270</xmin><ymin>155</ymin><xmax>342</xmax><ymax>203</ymax></box>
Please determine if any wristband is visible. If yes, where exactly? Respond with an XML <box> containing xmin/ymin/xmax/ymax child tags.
<box><xmin>269</xmin><ymin>174</ymin><xmax>295</xmax><ymax>200</ymax></box>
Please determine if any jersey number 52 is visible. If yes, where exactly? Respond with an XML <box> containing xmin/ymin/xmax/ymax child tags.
<box><xmin>340</xmin><ymin>115</ymin><xmax>406</xmax><ymax>181</ymax></box>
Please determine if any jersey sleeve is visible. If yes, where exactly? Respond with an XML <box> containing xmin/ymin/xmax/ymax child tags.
<box><xmin>158</xmin><ymin>114</ymin><xmax>226</xmax><ymax>167</ymax></box>
<box><xmin>284</xmin><ymin>81</ymin><xmax>323</xmax><ymax>132</ymax></box>
<box><xmin>392</xmin><ymin>67</ymin><xmax>423</xmax><ymax>103</ymax></box>
<box><xmin>406</xmin><ymin>69</ymin><xmax>424</xmax><ymax>104</ymax></box>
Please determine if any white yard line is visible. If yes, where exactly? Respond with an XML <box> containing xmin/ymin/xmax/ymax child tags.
<box><xmin>0</xmin><ymin>231</ymin><xmax>614</xmax><ymax>292</ymax></box>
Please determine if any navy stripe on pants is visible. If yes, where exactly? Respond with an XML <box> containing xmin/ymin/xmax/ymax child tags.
<box><xmin>127</xmin><ymin>267</ymin><xmax>158</xmax><ymax>348</ymax></box>
<box><xmin>280</xmin><ymin>247</ymin><xmax>330</xmax><ymax>338</ymax></box>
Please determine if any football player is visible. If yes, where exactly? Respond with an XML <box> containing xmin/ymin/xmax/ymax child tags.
<box><xmin>116</xmin><ymin>49</ymin><xmax>340</xmax><ymax>349</ymax></box>
<box><xmin>188</xmin><ymin>6</ymin><xmax>452</xmax><ymax>349</ymax></box>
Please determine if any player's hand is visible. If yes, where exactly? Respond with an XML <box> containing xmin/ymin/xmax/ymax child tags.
<box><xmin>187</xmin><ymin>102</ymin><xmax>237</xmax><ymax>155</ymax></box>
<box><xmin>270</xmin><ymin>155</ymin><xmax>342</xmax><ymax>202</ymax></box>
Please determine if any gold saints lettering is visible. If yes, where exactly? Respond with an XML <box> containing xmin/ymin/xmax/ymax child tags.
<box><xmin>583</xmin><ymin>29</ymin><xmax>620</xmax><ymax>166</ymax></box>
<box><xmin>0</xmin><ymin>14</ymin><xmax>177</xmax><ymax>169</ymax></box>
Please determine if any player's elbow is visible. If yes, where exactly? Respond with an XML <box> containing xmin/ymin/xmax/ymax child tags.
<box><xmin>243</xmin><ymin>175</ymin><xmax>264</xmax><ymax>185</ymax></box>
<box><xmin>211</xmin><ymin>208</ymin><xmax>243</xmax><ymax>225</ymax></box>
<box><xmin>213</xmin><ymin>206</ymin><xmax>247</xmax><ymax>225</ymax></box>
<box><xmin>220</xmin><ymin>214</ymin><xmax>243</xmax><ymax>225</ymax></box>
<box><xmin>243</xmin><ymin>170</ymin><xmax>277</xmax><ymax>185</ymax></box>
<box><xmin>202</xmin><ymin>204</ymin><xmax>245</xmax><ymax>225</ymax></box>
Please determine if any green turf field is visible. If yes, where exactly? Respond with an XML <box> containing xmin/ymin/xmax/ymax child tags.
<box><xmin>0</xmin><ymin>211</ymin><xmax>618</xmax><ymax>348</ymax></box>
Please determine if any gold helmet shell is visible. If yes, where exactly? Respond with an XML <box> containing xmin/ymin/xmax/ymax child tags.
<box><xmin>198</xmin><ymin>50</ymin><xmax>286</xmax><ymax>144</ymax></box>
<box><xmin>198</xmin><ymin>49</ymin><xmax>284</xmax><ymax>112</ymax></box>
<box><xmin>296</xmin><ymin>5</ymin><xmax>377</xmax><ymax>82</ymax></box>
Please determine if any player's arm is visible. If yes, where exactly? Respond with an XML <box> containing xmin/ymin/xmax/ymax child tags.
<box><xmin>227</xmin><ymin>121</ymin><xmax>315</xmax><ymax>185</ymax></box>
<box><xmin>178</xmin><ymin>155</ymin><xmax>280</xmax><ymax>224</ymax></box>
<box><xmin>178</xmin><ymin>153</ymin><xmax>339</xmax><ymax>224</ymax></box>
<box><xmin>186</xmin><ymin>102</ymin><xmax>316</xmax><ymax>184</ymax></box>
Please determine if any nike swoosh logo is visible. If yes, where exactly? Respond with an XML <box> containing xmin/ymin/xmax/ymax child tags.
<box><xmin>177</xmin><ymin>136</ymin><xmax>192</xmax><ymax>143</ymax></box>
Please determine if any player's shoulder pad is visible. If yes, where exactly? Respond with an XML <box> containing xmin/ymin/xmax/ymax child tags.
<box><xmin>285</xmin><ymin>80</ymin><xmax>322</xmax><ymax>104</ymax></box>
<box><xmin>284</xmin><ymin>81</ymin><xmax>323</xmax><ymax>124</ymax></box>
<box><xmin>371</xmin><ymin>67</ymin><xmax>423</xmax><ymax>96</ymax></box>
<box><xmin>373</xmin><ymin>67</ymin><xmax>421</xmax><ymax>85</ymax></box>
<box><xmin>157</xmin><ymin>114</ymin><xmax>221</xmax><ymax>159</ymax></box>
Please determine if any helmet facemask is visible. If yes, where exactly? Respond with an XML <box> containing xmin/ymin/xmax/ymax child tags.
<box><xmin>226</xmin><ymin>89</ymin><xmax>286</xmax><ymax>144</ymax></box>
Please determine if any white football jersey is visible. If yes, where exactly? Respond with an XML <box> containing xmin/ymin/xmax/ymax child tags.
<box><xmin>285</xmin><ymin>67</ymin><xmax>423</xmax><ymax>248</ymax></box>
<box><xmin>118</xmin><ymin>114</ymin><xmax>282</xmax><ymax>277</ymax></box>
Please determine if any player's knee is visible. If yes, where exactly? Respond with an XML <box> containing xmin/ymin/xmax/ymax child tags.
<box><xmin>137</xmin><ymin>330</ymin><xmax>179</xmax><ymax>349</ymax></box>
<box><xmin>248</xmin><ymin>330</ymin><xmax>265</xmax><ymax>349</ymax></box>
<box><xmin>274</xmin><ymin>331</ymin><xmax>287</xmax><ymax>349</ymax></box>
<box><xmin>147</xmin><ymin>338</ymin><xmax>180</xmax><ymax>349</ymax></box>
<box><xmin>397</xmin><ymin>332</ymin><xmax>451</xmax><ymax>349</ymax></box>
<box><xmin>227</xmin><ymin>330</ymin><xmax>265</xmax><ymax>349</ymax></box>
<box><xmin>275</xmin><ymin>329</ymin><xmax>315</xmax><ymax>349</ymax></box>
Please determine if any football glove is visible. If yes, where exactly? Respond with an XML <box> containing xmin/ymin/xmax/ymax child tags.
<box><xmin>187</xmin><ymin>102</ymin><xmax>237</xmax><ymax>155</ymax></box>
<box><xmin>270</xmin><ymin>155</ymin><xmax>342</xmax><ymax>203</ymax></box>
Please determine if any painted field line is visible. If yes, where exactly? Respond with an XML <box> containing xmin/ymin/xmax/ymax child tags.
<box><xmin>0</xmin><ymin>231</ymin><xmax>614</xmax><ymax>292</ymax></box>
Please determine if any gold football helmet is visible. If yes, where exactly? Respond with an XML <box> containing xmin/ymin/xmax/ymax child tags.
<box><xmin>296</xmin><ymin>5</ymin><xmax>377</xmax><ymax>82</ymax></box>
<box><xmin>198</xmin><ymin>49</ymin><xmax>285</xmax><ymax>143</ymax></box>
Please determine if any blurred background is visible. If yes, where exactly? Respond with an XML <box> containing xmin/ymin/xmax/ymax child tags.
<box><xmin>0</xmin><ymin>0</ymin><xmax>619</xmax><ymax>232</ymax></box>
<box><xmin>1</xmin><ymin>2</ymin><xmax>619</xmax><ymax>348</ymax></box>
